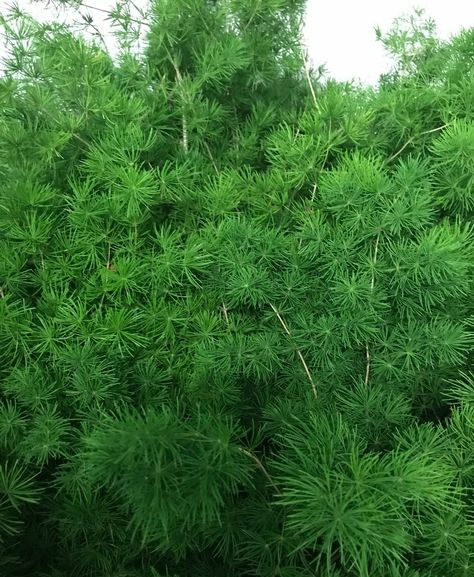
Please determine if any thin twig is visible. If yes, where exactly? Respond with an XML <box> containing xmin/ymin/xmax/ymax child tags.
<box><xmin>308</xmin><ymin>100</ymin><xmax>331</xmax><ymax>207</ymax></box>
<box><xmin>167</xmin><ymin>52</ymin><xmax>189</xmax><ymax>153</ymax></box>
<box><xmin>386</xmin><ymin>123</ymin><xmax>450</xmax><ymax>163</ymax></box>
<box><xmin>76</xmin><ymin>3</ymin><xmax>115</xmax><ymax>18</ymax></box>
<box><xmin>181</xmin><ymin>113</ymin><xmax>188</xmax><ymax>152</ymax></box>
<box><xmin>321</xmin><ymin>118</ymin><xmax>332</xmax><ymax>168</ymax></box>
<box><xmin>128</xmin><ymin>0</ymin><xmax>148</xmax><ymax>19</ymax></box>
<box><xmin>364</xmin><ymin>344</ymin><xmax>371</xmax><ymax>387</ymax></box>
<box><xmin>106</xmin><ymin>240</ymin><xmax>112</xmax><ymax>269</ymax></box>
<box><xmin>303</xmin><ymin>51</ymin><xmax>320</xmax><ymax>112</ymax></box>
<box><xmin>70</xmin><ymin>131</ymin><xmax>90</xmax><ymax>148</ymax></box>
<box><xmin>76</xmin><ymin>2</ymin><xmax>146</xmax><ymax>27</ymax></box>
<box><xmin>296</xmin><ymin>349</ymin><xmax>317</xmax><ymax>398</ymax></box>
<box><xmin>97</xmin><ymin>240</ymin><xmax>112</xmax><ymax>313</ymax></box>
<box><xmin>241</xmin><ymin>1</ymin><xmax>259</xmax><ymax>34</ymax></box>
<box><xmin>222</xmin><ymin>302</ymin><xmax>229</xmax><ymax>325</ymax></box>
<box><xmin>270</xmin><ymin>303</ymin><xmax>292</xmax><ymax>335</ymax></box>
<box><xmin>38</xmin><ymin>105</ymin><xmax>90</xmax><ymax>148</ymax></box>
<box><xmin>364</xmin><ymin>232</ymin><xmax>380</xmax><ymax>386</ymax></box>
<box><xmin>79</xmin><ymin>12</ymin><xmax>108</xmax><ymax>51</ymax></box>
<box><xmin>370</xmin><ymin>232</ymin><xmax>380</xmax><ymax>291</ymax></box>
<box><xmin>204</xmin><ymin>140</ymin><xmax>219</xmax><ymax>174</ymax></box>
<box><xmin>238</xmin><ymin>447</ymin><xmax>281</xmax><ymax>495</ymax></box>
<box><xmin>270</xmin><ymin>303</ymin><xmax>317</xmax><ymax>398</ymax></box>
<box><xmin>310</xmin><ymin>120</ymin><xmax>333</xmax><ymax>204</ymax></box>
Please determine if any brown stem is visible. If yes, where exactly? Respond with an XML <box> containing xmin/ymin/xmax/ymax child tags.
<box><xmin>270</xmin><ymin>303</ymin><xmax>317</xmax><ymax>398</ymax></box>
<box><xmin>364</xmin><ymin>232</ymin><xmax>380</xmax><ymax>386</ymax></box>
<box><xmin>386</xmin><ymin>123</ymin><xmax>450</xmax><ymax>163</ymax></box>
<box><xmin>239</xmin><ymin>447</ymin><xmax>281</xmax><ymax>495</ymax></box>
<box><xmin>222</xmin><ymin>302</ymin><xmax>229</xmax><ymax>325</ymax></box>
<box><xmin>204</xmin><ymin>140</ymin><xmax>218</xmax><ymax>174</ymax></box>
<box><xmin>303</xmin><ymin>51</ymin><xmax>320</xmax><ymax>112</ymax></box>
<box><xmin>167</xmin><ymin>52</ymin><xmax>189</xmax><ymax>153</ymax></box>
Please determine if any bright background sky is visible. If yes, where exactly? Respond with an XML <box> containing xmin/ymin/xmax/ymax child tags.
<box><xmin>0</xmin><ymin>0</ymin><xmax>473</xmax><ymax>85</ymax></box>
<box><xmin>304</xmin><ymin>0</ymin><xmax>474</xmax><ymax>84</ymax></box>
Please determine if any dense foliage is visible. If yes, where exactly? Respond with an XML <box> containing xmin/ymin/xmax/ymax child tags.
<box><xmin>0</xmin><ymin>1</ymin><xmax>473</xmax><ymax>576</ymax></box>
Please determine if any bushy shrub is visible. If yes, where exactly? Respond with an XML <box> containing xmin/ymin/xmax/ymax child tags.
<box><xmin>0</xmin><ymin>2</ymin><xmax>472</xmax><ymax>576</ymax></box>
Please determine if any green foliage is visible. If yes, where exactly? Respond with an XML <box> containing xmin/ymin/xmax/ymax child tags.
<box><xmin>0</xmin><ymin>460</ymin><xmax>41</xmax><ymax>538</ymax></box>
<box><xmin>0</xmin><ymin>2</ymin><xmax>473</xmax><ymax>576</ymax></box>
<box><xmin>272</xmin><ymin>413</ymin><xmax>460</xmax><ymax>576</ymax></box>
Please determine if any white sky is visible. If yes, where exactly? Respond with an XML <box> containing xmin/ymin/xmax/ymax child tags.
<box><xmin>0</xmin><ymin>0</ymin><xmax>473</xmax><ymax>84</ymax></box>
<box><xmin>304</xmin><ymin>0</ymin><xmax>474</xmax><ymax>84</ymax></box>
